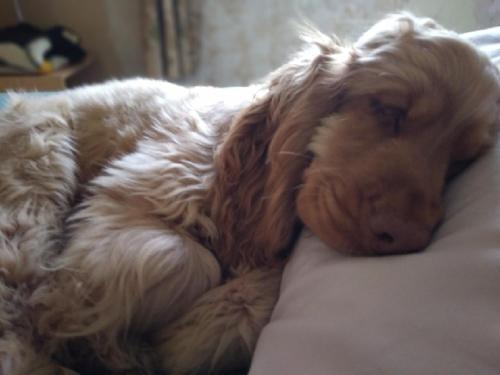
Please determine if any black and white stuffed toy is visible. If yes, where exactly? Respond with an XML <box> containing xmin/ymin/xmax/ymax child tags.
<box><xmin>0</xmin><ymin>23</ymin><xmax>86</xmax><ymax>74</ymax></box>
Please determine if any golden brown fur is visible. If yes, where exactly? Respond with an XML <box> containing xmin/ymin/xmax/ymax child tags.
<box><xmin>0</xmin><ymin>13</ymin><xmax>499</xmax><ymax>375</ymax></box>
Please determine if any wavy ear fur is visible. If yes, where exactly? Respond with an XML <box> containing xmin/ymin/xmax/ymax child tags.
<box><xmin>210</xmin><ymin>30</ymin><xmax>351</xmax><ymax>270</ymax></box>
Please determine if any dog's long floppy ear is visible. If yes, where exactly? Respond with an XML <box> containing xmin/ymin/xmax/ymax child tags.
<box><xmin>210</xmin><ymin>29</ymin><xmax>351</xmax><ymax>270</ymax></box>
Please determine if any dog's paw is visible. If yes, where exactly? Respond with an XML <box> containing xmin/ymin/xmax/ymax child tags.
<box><xmin>155</xmin><ymin>268</ymin><xmax>282</xmax><ymax>375</ymax></box>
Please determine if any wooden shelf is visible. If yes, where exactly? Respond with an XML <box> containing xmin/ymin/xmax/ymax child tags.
<box><xmin>0</xmin><ymin>57</ymin><xmax>93</xmax><ymax>91</ymax></box>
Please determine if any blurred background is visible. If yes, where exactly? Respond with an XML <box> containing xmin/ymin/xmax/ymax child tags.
<box><xmin>0</xmin><ymin>0</ymin><xmax>499</xmax><ymax>88</ymax></box>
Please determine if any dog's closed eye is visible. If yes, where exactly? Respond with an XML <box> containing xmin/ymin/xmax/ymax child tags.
<box><xmin>370</xmin><ymin>98</ymin><xmax>406</xmax><ymax>135</ymax></box>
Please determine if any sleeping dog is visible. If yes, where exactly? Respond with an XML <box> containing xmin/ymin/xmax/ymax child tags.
<box><xmin>0</xmin><ymin>13</ymin><xmax>498</xmax><ymax>375</ymax></box>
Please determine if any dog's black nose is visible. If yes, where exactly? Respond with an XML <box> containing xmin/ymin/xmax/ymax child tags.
<box><xmin>369</xmin><ymin>214</ymin><xmax>430</xmax><ymax>254</ymax></box>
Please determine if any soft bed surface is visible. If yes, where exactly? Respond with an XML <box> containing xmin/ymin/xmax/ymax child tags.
<box><xmin>249</xmin><ymin>28</ymin><xmax>500</xmax><ymax>375</ymax></box>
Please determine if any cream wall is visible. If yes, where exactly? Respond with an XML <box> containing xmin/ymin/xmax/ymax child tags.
<box><xmin>0</xmin><ymin>1</ymin><xmax>15</xmax><ymax>25</ymax></box>
<box><xmin>191</xmin><ymin>0</ymin><xmax>500</xmax><ymax>86</ymax></box>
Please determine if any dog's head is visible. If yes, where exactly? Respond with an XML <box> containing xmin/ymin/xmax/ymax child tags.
<box><xmin>212</xmin><ymin>13</ymin><xmax>500</xmax><ymax>268</ymax></box>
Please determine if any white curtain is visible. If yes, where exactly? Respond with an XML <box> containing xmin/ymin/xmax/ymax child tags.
<box><xmin>143</xmin><ymin>0</ymin><xmax>201</xmax><ymax>79</ymax></box>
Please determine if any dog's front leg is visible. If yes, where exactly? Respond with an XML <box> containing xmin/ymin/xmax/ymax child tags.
<box><xmin>155</xmin><ymin>267</ymin><xmax>282</xmax><ymax>375</ymax></box>
<box><xmin>32</xmin><ymin>190</ymin><xmax>222</xmax><ymax>371</ymax></box>
<box><xmin>29</xmin><ymin>139</ymin><xmax>222</xmax><ymax>371</ymax></box>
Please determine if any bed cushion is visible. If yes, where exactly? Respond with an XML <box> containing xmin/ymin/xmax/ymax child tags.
<box><xmin>249</xmin><ymin>28</ymin><xmax>500</xmax><ymax>375</ymax></box>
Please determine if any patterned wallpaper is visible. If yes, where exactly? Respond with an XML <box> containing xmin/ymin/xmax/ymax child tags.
<box><xmin>475</xmin><ymin>0</ymin><xmax>500</xmax><ymax>26</ymax></box>
<box><xmin>189</xmin><ymin>0</ymin><xmax>500</xmax><ymax>86</ymax></box>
